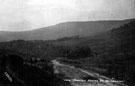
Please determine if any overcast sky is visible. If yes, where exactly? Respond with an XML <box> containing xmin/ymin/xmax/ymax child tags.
<box><xmin>0</xmin><ymin>0</ymin><xmax>135</xmax><ymax>31</ymax></box>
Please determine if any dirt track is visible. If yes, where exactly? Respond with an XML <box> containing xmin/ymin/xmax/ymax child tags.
<box><xmin>52</xmin><ymin>59</ymin><xmax>127</xmax><ymax>86</ymax></box>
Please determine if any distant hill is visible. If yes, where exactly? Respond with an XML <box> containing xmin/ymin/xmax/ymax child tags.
<box><xmin>0</xmin><ymin>19</ymin><xmax>134</xmax><ymax>42</ymax></box>
<box><xmin>52</xmin><ymin>19</ymin><xmax>135</xmax><ymax>54</ymax></box>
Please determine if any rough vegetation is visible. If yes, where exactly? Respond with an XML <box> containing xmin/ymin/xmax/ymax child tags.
<box><xmin>102</xmin><ymin>20</ymin><xmax>135</xmax><ymax>86</ymax></box>
<box><xmin>0</xmin><ymin>19</ymin><xmax>135</xmax><ymax>86</ymax></box>
<box><xmin>0</xmin><ymin>51</ymin><xmax>72</xmax><ymax>86</ymax></box>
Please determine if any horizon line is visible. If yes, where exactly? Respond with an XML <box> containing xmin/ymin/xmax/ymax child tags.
<box><xmin>0</xmin><ymin>18</ymin><xmax>134</xmax><ymax>32</ymax></box>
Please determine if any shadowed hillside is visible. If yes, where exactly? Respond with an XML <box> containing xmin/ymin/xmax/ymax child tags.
<box><xmin>50</xmin><ymin>19</ymin><xmax>135</xmax><ymax>86</ymax></box>
<box><xmin>103</xmin><ymin>19</ymin><xmax>135</xmax><ymax>86</ymax></box>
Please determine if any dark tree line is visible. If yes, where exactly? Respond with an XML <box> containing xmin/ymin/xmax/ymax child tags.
<box><xmin>56</xmin><ymin>45</ymin><xmax>93</xmax><ymax>59</ymax></box>
<box><xmin>0</xmin><ymin>40</ymin><xmax>93</xmax><ymax>59</ymax></box>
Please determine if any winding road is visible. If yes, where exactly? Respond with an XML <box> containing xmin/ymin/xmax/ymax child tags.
<box><xmin>52</xmin><ymin>59</ymin><xmax>127</xmax><ymax>86</ymax></box>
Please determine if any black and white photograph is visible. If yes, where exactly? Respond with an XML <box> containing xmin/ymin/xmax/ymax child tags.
<box><xmin>0</xmin><ymin>0</ymin><xmax>135</xmax><ymax>86</ymax></box>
